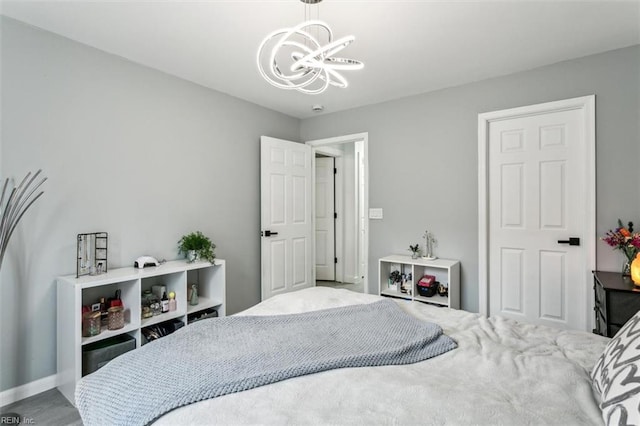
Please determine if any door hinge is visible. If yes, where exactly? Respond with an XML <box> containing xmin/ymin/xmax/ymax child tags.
<box><xmin>334</xmin><ymin>212</ymin><xmax>337</xmax><ymax>219</ymax></box>
<box><xmin>334</xmin><ymin>167</ymin><xmax>337</xmax><ymax>174</ymax></box>
<box><xmin>334</xmin><ymin>257</ymin><xmax>338</xmax><ymax>264</ymax></box>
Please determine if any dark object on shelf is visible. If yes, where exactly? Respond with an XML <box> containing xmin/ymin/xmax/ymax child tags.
<box><xmin>142</xmin><ymin>319</ymin><xmax>185</xmax><ymax>343</ymax></box>
<box><xmin>593</xmin><ymin>271</ymin><xmax>640</xmax><ymax>337</ymax></box>
<box><xmin>437</xmin><ymin>283</ymin><xmax>449</xmax><ymax>297</ymax></box>
<box><xmin>82</xmin><ymin>334</ymin><xmax>135</xmax><ymax>376</ymax></box>
<box><xmin>77</xmin><ymin>232</ymin><xmax>108</xmax><ymax>277</ymax></box>
<box><xmin>417</xmin><ymin>275</ymin><xmax>437</xmax><ymax>297</ymax></box>
<box><xmin>188</xmin><ymin>308</ymin><xmax>218</xmax><ymax>324</ymax></box>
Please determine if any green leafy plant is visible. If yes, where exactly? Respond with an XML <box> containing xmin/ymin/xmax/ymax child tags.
<box><xmin>177</xmin><ymin>231</ymin><xmax>216</xmax><ymax>263</ymax></box>
<box><xmin>408</xmin><ymin>244</ymin><xmax>421</xmax><ymax>255</ymax></box>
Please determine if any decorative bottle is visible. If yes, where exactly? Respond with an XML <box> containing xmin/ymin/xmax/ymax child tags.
<box><xmin>99</xmin><ymin>297</ymin><xmax>108</xmax><ymax>326</ymax></box>
<box><xmin>168</xmin><ymin>291</ymin><xmax>177</xmax><ymax>311</ymax></box>
<box><xmin>161</xmin><ymin>291</ymin><xmax>169</xmax><ymax>313</ymax></box>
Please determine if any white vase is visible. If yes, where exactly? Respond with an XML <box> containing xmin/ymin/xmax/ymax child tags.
<box><xmin>186</xmin><ymin>250</ymin><xmax>199</xmax><ymax>263</ymax></box>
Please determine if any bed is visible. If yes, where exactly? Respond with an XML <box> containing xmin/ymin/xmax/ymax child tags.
<box><xmin>77</xmin><ymin>286</ymin><xmax>639</xmax><ymax>426</ymax></box>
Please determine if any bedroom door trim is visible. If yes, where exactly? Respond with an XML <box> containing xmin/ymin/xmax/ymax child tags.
<box><xmin>478</xmin><ymin>96</ymin><xmax>596</xmax><ymax>328</ymax></box>
<box><xmin>307</xmin><ymin>133</ymin><xmax>369</xmax><ymax>294</ymax></box>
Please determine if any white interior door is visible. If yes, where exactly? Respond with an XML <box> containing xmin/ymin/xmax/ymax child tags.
<box><xmin>260</xmin><ymin>136</ymin><xmax>313</xmax><ymax>300</ymax></box>
<box><xmin>482</xmin><ymin>97</ymin><xmax>594</xmax><ymax>331</ymax></box>
<box><xmin>315</xmin><ymin>157</ymin><xmax>335</xmax><ymax>281</ymax></box>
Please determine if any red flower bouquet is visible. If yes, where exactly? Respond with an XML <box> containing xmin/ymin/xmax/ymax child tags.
<box><xmin>602</xmin><ymin>219</ymin><xmax>640</xmax><ymax>274</ymax></box>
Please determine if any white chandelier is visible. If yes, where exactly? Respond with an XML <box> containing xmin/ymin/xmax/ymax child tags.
<box><xmin>257</xmin><ymin>0</ymin><xmax>363</xmax><ymax>95</ymax></box>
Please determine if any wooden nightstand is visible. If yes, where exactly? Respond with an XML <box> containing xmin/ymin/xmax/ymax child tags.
<box><xmin>593</xmin><ymin>271</ymin><xmax>640</xmax><ymax>337</ymax></box>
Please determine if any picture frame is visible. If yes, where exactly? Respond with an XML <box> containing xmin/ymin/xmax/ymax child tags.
<box><xmin>77</xmin><ymin>232</ymin><xmax>108</xmax><ymax>277</ymax></box>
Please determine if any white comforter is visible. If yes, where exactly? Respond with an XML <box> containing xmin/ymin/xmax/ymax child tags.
<box><xmin>156</xmin><ymin>287</ymin><xmax>608</xmax><ymax>425</ymax></box>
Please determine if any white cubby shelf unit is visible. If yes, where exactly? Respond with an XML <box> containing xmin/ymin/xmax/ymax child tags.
<box><xmin>378</xmin><ymin>255</ymin><xmax>460</xmax><ymax>309</ymax></box>
<box><xmin>56</xmin><ymin>259</ymin><xmax>225</xmax><ymax>404</ymax></box>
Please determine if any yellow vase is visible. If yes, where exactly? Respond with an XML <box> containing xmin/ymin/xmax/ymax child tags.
<box><xmin>631</xmin><ymin>252</ymin><xmax>640</xmax><ymax>286</ymax></box>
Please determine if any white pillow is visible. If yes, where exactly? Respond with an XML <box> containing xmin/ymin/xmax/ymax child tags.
<box><xmin>591</xmin><ymin>310</ymin><xmax>640</xmax><ymax>425</ymax></box>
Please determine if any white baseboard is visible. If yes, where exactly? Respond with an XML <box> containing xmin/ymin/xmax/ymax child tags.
<box><xmin>0</xmin><ymin>374</ymin><xmax>57</xmax><ymax>407</ymax></box>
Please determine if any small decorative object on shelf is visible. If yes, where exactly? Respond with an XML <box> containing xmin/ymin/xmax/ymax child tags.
<box><xmin>0</xmin><ymin>169</ymin><xmax>47</xmax><ymax>270</ymax></box>
<box><xmin>168</xmin><ymin>291</ymin><xmax>177</xmax><ymax>311</ymax></box>
<box><xmin>388</xmin><ymin>264</ymin><xmax>402</xmax><ymax>291</ymax></box>
<box><xmin>189</xmin><ymin>283</ymin><xmax>199</xmax><ymax>305</ymax></box>
<box><xmin>601</xmin><ymin>219</ymin><xmax>640</xmax><ymax>276</ymax></box>
<box><xmin>107</xmin><ymin>306</ymin><xmax>124</xmax><ymax>330</ymax></box>
<box><xmin>631</xmin><ymin>253</ymin><xmax>640</xmax><ymax>286</ymax></box>
<box><xmin>161</xmin><ymin>292</ymin><xmax>169</xmax><ymax>313</ymax></box>
<box><xmin>400</xmin><ymin>272</ymin><xmax>412</xmax><ymax>295</ymax></box>
<box><xmin>387</xmin><ymin>272</ymin><xmax>399</xmax><ymax>291</ymax></box>
<box><xmin>408</xmin><ymin>244</ymin><xmax>421</xmax><ymax>259</ymax></box>
<box><xmin>178</xmin><ymin>231</ymin><xmax>216</xmax><ymax>263</ymax></box>
<box><xmin>142</xmin><ymin>289</ymin><xmax>161</xmax><ymax>317</ymax></box>
<box><xmin>82</xmin><ymin>311</ymin><xmax>101</xmax><ymax>337</ymax></box>
<box><xmin>437</xmin><ymin>282</ymin><xmax>449</xmax><ymax>297</ymax></box>
<box><xmin>422</xmin><ymin>230</ymin><xmax>438</xmax><ymax>260</ymax></box>
<box><xmin>417</xmin><ymin>275</ymin><xmax>437</xmax><ymax>297</ymax></box>
<box><xmin>77</xmin><ymin>232</ymin><xmax>108</xmax><ymax>277</ymax></box>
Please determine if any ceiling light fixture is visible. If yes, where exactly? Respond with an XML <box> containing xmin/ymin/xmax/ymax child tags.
<box><xmin>257</xmin><ymin>0</ymin><xmax>363</xmax><ymax>95</ymax></box>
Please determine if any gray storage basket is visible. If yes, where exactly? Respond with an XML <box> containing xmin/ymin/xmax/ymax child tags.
<box><xmin>82</xmin><ymin>334</ymin><xmax>136</xmax><ymax>376</ymax></box>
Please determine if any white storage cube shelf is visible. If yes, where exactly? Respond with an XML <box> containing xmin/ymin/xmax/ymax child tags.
<box><xmin>57</xmin><ymin>259</ymin><xmax>225</xmax><ymax>404</ymax></box>
<box><xmin>378</xmin><ymin>255</ymin><xmax>460</xmax><ymax>309</ymax></box>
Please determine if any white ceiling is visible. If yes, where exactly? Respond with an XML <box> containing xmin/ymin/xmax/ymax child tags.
<box><xmin>2</xmin><ymin>0</ymin><xmax>639</xmax><ymax>119</ymax></box>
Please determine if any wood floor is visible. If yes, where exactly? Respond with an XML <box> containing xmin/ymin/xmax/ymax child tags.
<box><xmin>1</xmin><ymin>389</ymin><xmax>81</xmax><ymax>425</ymax></box>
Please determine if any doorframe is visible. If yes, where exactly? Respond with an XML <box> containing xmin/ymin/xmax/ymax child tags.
<box><xmin>306</xmin><ymin>133</ymin><xmax>369</xmax><ymax>293</ymax></box>
<box><xmin>477</xmin><ymin>96</ymin><xmax>596</xmax><ymax>324</ymax></box>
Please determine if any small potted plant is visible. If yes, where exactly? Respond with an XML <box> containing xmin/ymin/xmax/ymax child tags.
<box><xmin>408</xmin><ymin>243</ymin><xmax>421</xmax><ymax>259</ymax></box>
<box><xmin>178</xmin><ymin>231</ymin><xmax>216</xmax><ymax>263</ymax></box>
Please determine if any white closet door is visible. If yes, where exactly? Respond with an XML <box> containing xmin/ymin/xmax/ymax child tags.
<box><xmin>315</xmin><ymin>157</ymin><xmax>335</xmax><ymax>281</ymax></box>
<box><xmin>487</xmin><ymin>104</ymin><xmax>590</xmax><ymax>331</ymax></box>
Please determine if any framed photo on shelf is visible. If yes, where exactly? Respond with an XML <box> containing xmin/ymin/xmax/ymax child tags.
<box><xmin>76</xmin><ymin>232</ymin><xmax>108</xmax><ymax>277</ymax></box>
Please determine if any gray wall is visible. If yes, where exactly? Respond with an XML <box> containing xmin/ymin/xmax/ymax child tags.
<box><xmin>0</xmin><ymin>17</ymin><xmax>299</xmax><ymax>391</ymax></box>
<box><xmin>301</xmin><ymin>45</ymin><xmax>640</xmax><ymax>313</ymax></box>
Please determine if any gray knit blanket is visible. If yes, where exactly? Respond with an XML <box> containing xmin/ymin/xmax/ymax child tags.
<box><xmin>76</xmin><ymin>299</ymin><xmax>456</xmax><ymax>426</ymax></box>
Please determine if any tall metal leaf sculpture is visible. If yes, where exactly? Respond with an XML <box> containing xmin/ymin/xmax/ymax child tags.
<box><xmin>0</xmin><ymin>170</ymin><xmax>47</xmax><ymax>269</ymax></box>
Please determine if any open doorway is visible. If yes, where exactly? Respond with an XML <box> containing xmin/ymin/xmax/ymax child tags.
<box><xmin>314</xmin><ymin>154</ymin><xmax>336</xmax><ymax>282</ymax></box>
<box><xmin>307</xmin><ymin>133</ymin><xmax>368</xmax><ymax>294</ymax></box>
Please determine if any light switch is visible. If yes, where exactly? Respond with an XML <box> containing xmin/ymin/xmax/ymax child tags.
<box><xmin>369</xmin><ymin>208</ymin><xmax>383</xmax><ymax>219</ymax></box>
